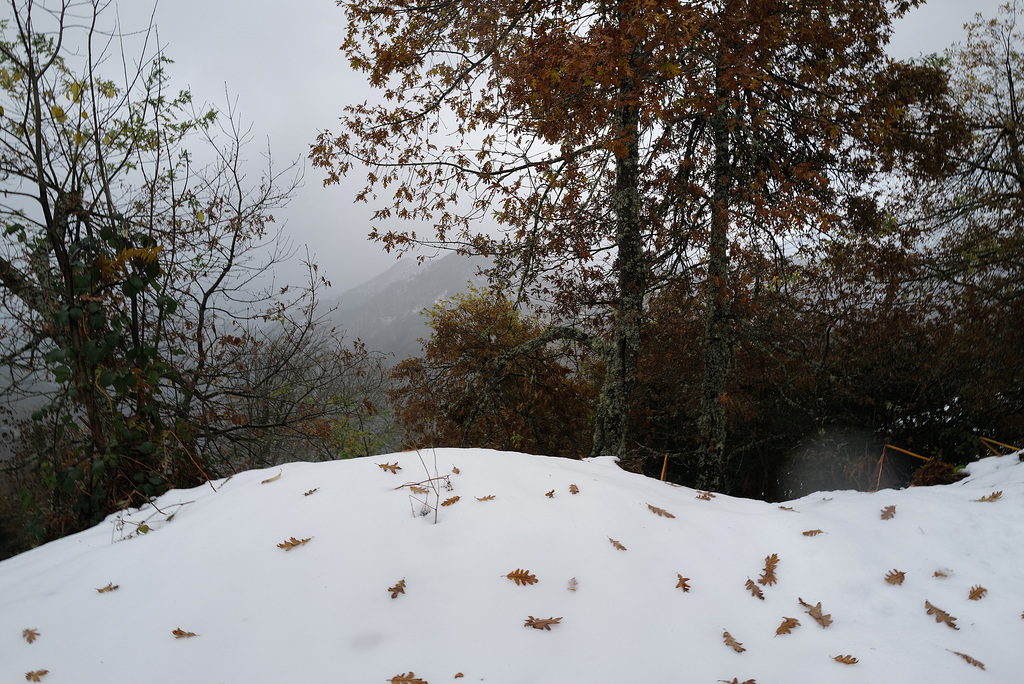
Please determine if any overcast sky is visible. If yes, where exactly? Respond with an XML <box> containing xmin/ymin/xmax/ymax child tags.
<box><xmin>123</xmin><ymin>0</ymin><xmax>1008</xmax><ymax>293</ymax></box>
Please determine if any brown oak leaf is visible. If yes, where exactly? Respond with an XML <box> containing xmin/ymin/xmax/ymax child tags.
<box><xmin>96</xmin><ymin>582</ymin><xmax>119</xmax><ymax>593</ymax></box>
<box><xmin>277</xmin><ymin>536</ymin><xmax>312</xmax><ymax>550</ymax></box>
<box><xmin>569</xmin><ymin>484</ymin><xmax>579</xmax><ymax>494</ymax></box>
<box><xmin>696</xmin><ymin>490</ymin><xmax>715</xmax><ymax>500</ymax></box>
<box><xmin>545</xmin><ymin>489</ymin><xmax>555</xmax><ymax>498</ymax></box>
<box><xmin>723</xmin><ymin>631</ymin><xmax>745</xmax><ymax>653</ymax></box>
<box><xmin>475</xmin><ymin>495</ymin><xmax>495</xmax><ymax>501</ymax></box>
<box><xmin>389</xmin><ymin>579</ymin><xmax>407</xmax><ymax>598</ymax></box>
<box><xmin>609</xmin><ymin>537</ymin><xmax>627</xmax><ymax>551</ymax></box>
<box><xmin>172</xmin><ymin>628</ymin><xmax>197</xmax><ymax>638</ymax></box>
<box><xmin>441</xmin><ymin>496</ymin><xmax>460</xmax><ymax>506</ymax></box>
<box><xmin>304</xmin><ymin>488</ymin><xmax>319</xmax><ymax>496</ymax></box>
<box><xmin>974</xmin><ymin>490</ymin><xmax>1002</xmax><ymax>502</ymax></box>
<box><xmin>933</xmin><ymin>570</ymin><xmax>949</xmax><ymax>578</ymax></box>
<box><xmin>799</xmin><ymin>598</ymin><xmax>833</xmax><ymax>627</ymax></box>
<box><xmin>759</xmin><ymin>553</ymin><xmax>779</xmax><ymax>586</ymax></box>
<box><xmin>949</xmin><ymin>650</ymin><xmax>985</xmax><ymax>670</ymax></box>
<box><xmin>802</xmin><ymin>529</ymin><xmax>823</xmax><ymax>536</ymax></box>
<box><xmin>451</xmin><ymin>466</ymin><xmax>460</xmax><ymax>474</ymax></box>
<box><xmin>880</xmin><ymin>505</ymin><xmax>896</xmax><ymax>520</ymax></box>
<box><xmin>22</xmin><ymin>628</ymin><xmax>39</xmax><ymax>643</ymax></box>
<box><xmin>524</xmin><ymin>616</ymin><xmax>561</xmax><ymax>630</ymax></box>
<box><xmin>410</xmin><ymin>485</ymin><xmax>429</xmax><ymax>495</ymax></box>
<box><xmin>833</xmin><ymin>655</ymin><xmax>858</xmax><ymax>664</ymax></box>
<box><xmin>885</xmin><ymin>570</ymin><xmax>906</xmax><ymax>585</ymax></box>
<box><xmin>25</xmin><ymin>671</ymin><xmax>49</xmax><ymax>682</ymax></box>
<box><xmin>676</xmin><ymin>574</ymin><xmax>690</xmax><ymax>592</ymax></box>
<box><xmin>745</xmin><ymin>578</ymin><xmax>765</xmax><ymax>600</ymax></box>
<box><xmin>968</xmin><ymin>585</ymin><xmax>988</xmax><ymax>600</ymax></box>
<box><xmin>647</xmin><ymin>504</ymin><xmax>675</xmax><ymax>518</ymax></box>
<box><xmin>505</xmin><ymin>569</ymin><xmax>539</xmax><ymax>586</ymax></box>
<box><xmin>389</xmin><ymin>673</ymin><xmax>428</xmax><ymax>684</ymax></box>
<box><xmin>378</xmin><ymin>462</ymin><xmax>401</xmax><ymax>474</ymax></box>
<box><xmin>776</xmin><ymin>617</ymin><xmax>800</xmax><ymax>635</ymax></box>
<box><xmin>718</xmin><ymin>680</ymin><xmax>756</xmax><ymax>684</ymax></box>
<box><xmin>778</xmin><ymin>505</ymin><xmax>795</xmax><ymax>511</ymax></box>
<box><xmin>925</xmin><ymin>600</ymin><xmax>959</xmax><ymax>629</ymax></box>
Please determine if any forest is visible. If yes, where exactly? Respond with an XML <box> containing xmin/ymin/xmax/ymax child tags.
<box><xmin>1</xmin><ymin>0</ymin><xmax>1022</xmax><ymax>559</ymax></box>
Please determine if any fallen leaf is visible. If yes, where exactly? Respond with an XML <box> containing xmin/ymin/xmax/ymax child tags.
<box><xmin>885</xmin><ymin>570</ymin><xmax>905</xmax><ymax>585</ymax></box>
<box><xmin>799</xmin><ymin>598</ymin><xmax>833</xmax><ymax>627</ymax></box>
<box><xmin>647</xmin><ymin>504</ymin><xmax>675</xmax><ymax>518</ymax></box>
<box><xmin>451</xmin><ymin>466</ymin><xmax>460</xmax><ymax>474</ymax></box>
<box><xmin>475</xmin><ymin>495</ymin><xmax>495</xmax><ymax>501</ymax></box>
<box><xmin>524</xmin><ymin>616</ymin><xmax>561</xmax><ymax>630</ymax></box>
<box><xmin>505</xmin><ymin>569</ymin><xmax>539</xmax><ymax>586</ymax></box>
<box><xmin>745</xmin><ymin>578</ymin><xmax>765</xmax><ymax>600</ymax></box>
<box><xmin>389</xmin><ymin>673</ymin><xmax>427</xmax><ymax>684</ymax></box>
<box><xmin>723</xmin><ymin>631</ymin><xmax>745</xmax><ymax>653</ymax></box>
<box><xmin>778</xmin><ymin>505</ymin><xmax>795</xmax><ymax>511</ymax></box>
<box><xmin>718</xmin><ymin>680</ymin><xmax>756</xmax><ymax>684</ymax></box>
<box><xmin>441</xmin><ymin>496</ymin><xmax>460</xmax><ymax>506</ymax></box>
<box><xmin>567</xmin><ymin>577</ymin><xmax>578</xmax><ymax>591</ymax></box>
<box><xmin>22</xmin><ymin>628</ymin><xmax>39</xmax><ymax>643</ymax></box>
<box><xmin>260</xmin><ymin>471</ymin><xmax>281</xmax><ymax>484</ymax></box>
<box><xmin>96</xmin><ymin>582</ymin><xmax>119</xmax><ymax>593</ymax></box>
<box><xmin>968</xmin><ymin>585</ymin><xmax>987</xmax><ymax>600</ymax></box>
<box><xmin>696</xmin><ymin>490</ymin><xmax>715</xmax><ymax>500</ymax></box>
<box><xmin>609</xmin><ymin>538</ymin><xmax>627</xmax><ymax>551</ymax></box>
<box><xmin>455</xmin><ymin>674</ymin><xmax>464</xmax><ymax>679</ymax></box>
<box><xmin>802</xmin><ymin>529</ymin><xmax>823</xmax><ymax>536</ymax></box>
<box><xmin>833</xmin><ymin>655</ymin><xmax>858</xmax><ymax>665</ymax></box>
<box><xmin>277</xmin><ymin>536</ymin><xmax>312</xmax><ymax>551</ymax></box>
<box><xmin>759</xmin><ymin>553</ymin><xmax>779</xmax><ymax>586</ymax></box>
<box><xmin>569</xmin><ymin>484</ymin><xmax>579</xmax><ymax>494</ymax></box>
<box><xmin>303</xmin><ymin>488</ymin><xmax>319</xmax><ymax>496</ymax></box>
<box><xmin>389</xmin><ymin>579</ymin><xmax>407</xmax><ymax>598</ymax></box>
<box><xmin>933</xmin><ymin>570</ymin><xmax>948</xmax><ymax>578</ymax></box>
<box><xmin>880</xmin><ymin>505</ymin><xmax>896</xmax><ymax>520</ymax></box>
<box><xmin>25</xmin><ymin>671</ymin><xmax>49</xmax><ymax>682</ymax></box>
<box><xmin>974</xmin><ymin>490</ymin><xmax>1002</xmax><ymax>502</ymax></box>
<box><xmin>776</xmin><ymin>617</ymin><xmax>800</xmax><ymax>636</ymax></box>
<box><xmin>676</xmin><ymin>574</ymin><xmax>690</xmax><ymax>592</ymax></box>
<box><xmin>378</xmin><ymin>462</ymin><xmax>401</xmax><ymax>474</ymax></box>
<box><xmin>172</xmin><ymin>628</ymin><xmax>197</xmax><ymax>638</ymax></box>
<box><xmin>410</xmin><ymin>485</ymin><xmax>430</xmax><ymax>494</ymax></box>
<box><xmin>949</xmin><ymin>650</ymin><xmax>985</xmax><ymax>670</ymax></box>
<box><xmin>925</xmin><ymin>600</ymin><xmax>959</xmax><ymax>630</ymax></box>
<box><xmin>545</xmin><ymin>489</ymin><xmax>555</xmax><ymax>498</ymax></box>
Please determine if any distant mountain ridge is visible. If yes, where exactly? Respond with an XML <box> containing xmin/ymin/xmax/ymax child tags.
<box><xmin>321</xmin><ymin>252</ymin><xmax>490</xmax><ymax>361</ymax></box>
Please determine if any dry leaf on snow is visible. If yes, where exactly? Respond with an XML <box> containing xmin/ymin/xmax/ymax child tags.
<box><xmin>389</xmin><ymin>673</ymin><xmax>428</xmax><ymax>684</ymax></box>
<box><xmin>924</xmin><ymin>600</ymin><xmax>959</xmax><ymax>629</ymax></box>
<box><xmin>569</xmin><ymin>484</ymin><xmax>579</xmax><ymax>494</ymax></box>
<box><xmin>933</xmin><ymin>570</ymin><xmax>949</xmax><ymax>578</ymax></box>
<box><xmin>833</xmin><ymin>655</ymin><xmax>858</xmax><ymax>664</ymax></box>
<box><xmin>410</xmin><ymin>486</ymin><xmax>429</xmax><ymax>495</ymax></box>
<box><xmin>389</xmin><ymin>579</ymin><xmax>407</xmax><ymax>598</ymax></box>
<box><xmin>452</xmin><ymin>466</ymin><xmax>460</xmax><ymax>474</ymax></box>
<box><xmin>968</xmin><ymin>585</ymin><xmax>988</xmax><ymax>600</ymax></box>
<box><xmin>647</xmin><ymin>504</ymin><xmax>675</xmax><ymax>518</ymax></box>
<box><xmin>22</xmin><ymin>628</ymin><xmax>39</xmax><ymax>643</ymax></box>
<box><xmin>277</xmin><ymin>536</ymin><xmax>312</xmax><ymax>551</ymax></box>
<box><xmin>778</xmin><ymin>505</ymin><xmax>795</xmax><ymax>511</ymax></box>
<box><xmin>776</xmin><ymin>617</ymin><xmax>800</xmax><ymax>636</ymax></box>
<box><xmin>723</xmin><ymin>631</ymin><xmax>746</xmax><ymax>653</ymax></box>
<box><xmin>567</xmin><ymin>577</ymin><xmax>578</xmax><ymax>591</ymax></box>
<box><xmin>609</xmin><ymin>538</ymin><xmax>627</xmax><ymax>551</ymax></box>
<box><xmin>172</xmin><ymin>628</ymin><xmax>197</xmax><ymax>638</ymax></box>
<box><xmin>759</xmin><ymin>553</ymin><xmax>779</xmax><ymax>586</ymax></box>
<box><xmin>949</xmin><ymin>650</ymin><xmax>985</xmax><ymax>670</ymax></box>
<box><xmin>260</xmin><ymin>471</ymin><xmax>282</xmax><ymax>484</ymax></box>
<box><xmin>304</xmin><ymin>488</ymin><xmax>319</xmax><ymax>496</ymax></box>
<box><xmin>545</xmin><ymin>489</ymin><xmax>555</xmax><ymax>498</ymax></box>
<box><xmin>378</xmin><ymin>462</ymin><xmax>401</xmax><ymax>474</ymax></box>
<box><xmin>799</xmin><ymin>598</ymin><xmax>833</xmax><ymax>627</ymax></box>
<box><xmin>455</xmin><ymin>674</ymin><xmax>464</xmax><ymax>679</ymax></box>
<box><xmin>975</xmin><ymin>491</ymin><xmax>1002</xmax><ymax>502</ymax></box>
<box><xmin>505</xmin><ymin>569</ymin><xmax>539</xmax><ymax>586</ymax></box>
<box><xmin>676</xmin><ymin>574</ymin><xmax>690</xmax><ymax>592</ymax></box>
<box><xmin>441</xmin><ymin>496</ymin><xmax>460</xmax><ymax>506</ymax></box>
<box><xmin>745</xmin><ymin>579</ymin><xmax>764</xmax><ymax>600</ymax></box>
<box><xmin>696</xmin><ymin>490</ymin><xmax>715</xmax><ymax>500</ymax></box>
<box><xmin>718</xmin><ymin>679</ymin><xmax>755</xmax><ymax>684</ymax></box>
<box><xmin>880</xmin><ymin>505</ymin><xmax>896</xmax><ymax>520</ymax></box>
<box><xmin>524</xmin><ymin>616</ymin><xmax>561</xmax><ymax>630</ymax></box>
<box><xmin>802</xmin><ymin>529</ymin><xmax>823</xmax><ymax>536</ymax></box>
<box><xmin>25</xmin><ymin>671</ymin><xmax>49</xmax><ymax>682</ymax></box>
<box><xmin>475</xmin><ymin>495</ymin><xmax>495</xmax><ymax>501</ymax></box>
<box><xmin>885</xmin><ymin>570</ymin><xmax>905</xmax><ymax>585</ymax></box>
<box><xmin>96</xmin><ymin>582</ymin><xmax>119</xmax><ymax>593</ymax></box>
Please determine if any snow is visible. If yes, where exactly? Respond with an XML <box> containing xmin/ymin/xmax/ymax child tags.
<box><xmin>3</xmin><ymin>448</ymin><xmax>1023</xmax><ymax>683</ymax></box>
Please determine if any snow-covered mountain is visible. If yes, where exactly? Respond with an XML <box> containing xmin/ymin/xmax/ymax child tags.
<box><xmin>323</xmin><ymin>252</ymin><xmax>490</xmax><ymax>361</ymax></box>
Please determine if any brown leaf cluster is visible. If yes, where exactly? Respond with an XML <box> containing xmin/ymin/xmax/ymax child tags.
<box><xmin>172</xmin><ymin>628</ymin><xmax>197</xmax><ymax>638</ymax></box>
<box><xmin>647</xmin><ymin>503</ymin><xmax>675</xmax><ymax>518</ymax></box>
<box><xmin>776</xmin><ymin>617</ymin><xmax>800</xmax><ymax>635</ymax></box>
<box><xmin>924</xmin><ymin>600</ymin><xmax>958</xmax><ymax>629</ymax></box>
<box><xmin>880</xmin><ymin>505</ymin><xmax>896</xmax><ymax>520</ymax></box>
<box><xmin>885</xmin><ymin>570</ymin><xmax>905</xmax><ymax>585</ymax></box>
<box><xmin>524</xmin><ymin>616</ymin><xmax>562</xmax><ymax>630</ymax></box>
<box><xmin>759</xmin><ymin>553</ymin><xmax>779</xmax><ymax>586</ymax></box>
<box><xmin>696</xmin><ymin>491</ymin><xmax>716</xmax><ymax>500</ymax></box>
<box><xmin>505</xmin><ymin>569</ymin><xmax>539</xmax><ymax>586</ymax></box>
<box><xmin>968</xmin><ymin>585</ymin><xmax>987</xmax><ymax>600</ymax></box>
<box><xmin>723</xmin><ymin>631</ymin><xmax>746</xmax><ymax>653</ymax></box>
<box><xmin>676</xmin><ymin>574</ymin><xmax>690</xmax><ymax>592</ymax></box>
<box><xmin>745</xmin><ymin>579</ymin><xmax>764</xmax><ymax>600</ymax></box>
<box><xmin>22</xmin><ymin>628</ymin><xmax>39</xmax><ymax>643</ymax></box>
<box><xmin>389</xmin><ymin>579</ymin><xmax>407</xmax><ymax>598</ymax></box>
<box><xmin>277</xmin><ymin>536</ymin><xmax>312</xmax><ymax>550</ymax></box>
<box><xmin>799</xmin><ymin>598</ymin><xmax>833</xmax><ymax>627</ymax></box>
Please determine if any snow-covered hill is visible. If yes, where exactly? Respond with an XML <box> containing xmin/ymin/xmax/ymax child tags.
<box><xmin>3</xmin><ymin>449</ymin><xmax>1022</xmax><ymax>683</ymax></box>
